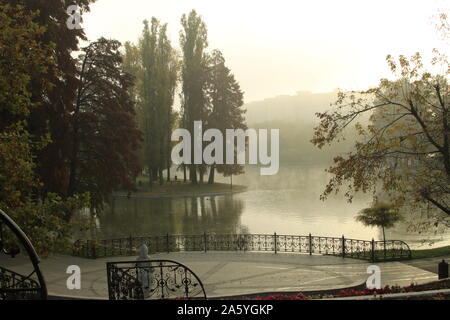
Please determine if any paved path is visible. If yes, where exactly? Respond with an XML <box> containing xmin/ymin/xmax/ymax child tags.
<box><xmin>403</xmin><ymin>256</ymin><xmax>450</xmax><ymax>275</ymax></box>
<box><xmin>1</xmin><ymin>252</ymin><xmax>445</xmax><ymax>299</ymax></box>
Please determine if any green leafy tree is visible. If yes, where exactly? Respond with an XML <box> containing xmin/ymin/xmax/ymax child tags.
<box><xmin>155</xmin><ymin>23</ymin><xmax>179</xmax><ymax>184</ymax></box>
<box><xmin>180</xmin><ymin>10</ymin><xmax>210</xmax><ymax>184</ymax></box>
<box><xmin>123</xmin><ymin>41</ymin><xmax>143</xmax><ymax>105</ymax></box>
<box><xmin>8</xmin><ymin>0</ymin><xmax>96</xmax><ymax>197</ymax></box>
<box><xmin>138</xmin><ymin>18</ymin><xmax>179</xmax><ymax>185</ymax></box>
<box><xmin>140</xmin><ymin>19</ymin><xmax>159</xmax><ymax>185</ymax></box>
<box><xmin>206</xmin><ymin>50</ymin><xmax>246</xmax><ymax>184</ymax></box>
<box><xmin>123</xmin><ymin>41</ymin><xmax>146</xmax><ymax>175</ymax></box>
<box><xmin>68</xmin><ymin>38</ymin><xmax>142</xmax><ymax>207</ymax></box>
<box><xmin>312</xmin><ymin>50</ymin><xmax>449</xmax><ymax>229</ymax></box>
<box><xmin>0</xmin><ymin>1</ymin><xmax>88</xmax><ymax>255</ymax></box>
<box><xmin>356</xmin><ymin>202</ymin><xmax>403</xmax><ymax>254</ymax></box>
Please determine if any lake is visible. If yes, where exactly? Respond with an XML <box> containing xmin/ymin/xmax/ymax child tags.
<box><xmin>86</xmin><ymin>165</ymin><xmax>450</xmax><ymax>249</ymax></box>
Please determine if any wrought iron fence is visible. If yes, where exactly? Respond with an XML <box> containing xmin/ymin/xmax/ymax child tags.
<box><xmin>0</xmin><ymin>266</ymin><xmax>43</xmax><ymax>300</ymax></box>
<box><xmin>106</xmin><ymin>260</ymin><xmax>206</xmax><ymax>300</ymax></box>
<box><xmin>74</xmin><ymin>233</ymin><xmax>412</xmax><ymax>262</ymax></box>
<box><xmin>0</xmin><ymin>209</ymin><xmax>47</xmax><ymax>300</ymax></box>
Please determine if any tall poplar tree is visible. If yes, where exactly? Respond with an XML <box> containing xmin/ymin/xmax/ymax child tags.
<box><xmin>141</xmin><ymin>18</ymin><xmax>159</xmax><ymax>185</ymax></box>
<box><xmin>140</xmin><ymin>18</ymin><xmax>178</xmax><ymax>185</ymax></box>
<box><xmin>180</xmin><ymin>10</ymin><xmax>210</xmax><ymax>184</ymax></box>
<box><xmin>156</xmin><ymin>24</ymin><xmax>179</xmax><ymax>183</ymax></box>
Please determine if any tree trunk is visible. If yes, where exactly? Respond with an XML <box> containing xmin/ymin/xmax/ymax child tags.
<box><xmin>183</xmin><ymin>165</ymin><xmax>187</xmax><ymax>182</ymax></box>
<box><xmin>189</xmin><ymin>120</ymin><xmax>197</xmax><ymax>184</ymax></box>
<box><xmin>199</xmin><ymin>166</ymin><xmax>204</xmax><ymax>184</ymax></box>
<box><xmin>210</xmin><ymin>196</ymin><xmax>217</xmax><ymax>216</ymax></box>
<box><xmin>149</xmin><ymin>166</ymin><xmax>155</xmax><ymax>189</ymax></box>
<box><xmin>167</xmin><ymin>108</ymin><xmax>172</xmax><ymax>182</ymax></box>
<box><xmin>208</xmin><ymin>165</ymin><xmax>215</xmax><ymax>184</ymax></box>
<box><xmin>382</xmin><ymin>226</ymin><xmax>386</xmax><ymax>258</ymax></box>
<box><xmin>159</xmin><ymin>168</ymin><xmax>163</xmax><ymax>185</ymax></box>
<box><xmin>67</xmin><ymin>126</ymin><xmax>79</xmax><ymax>197</ymax></box>
<box><xmin>167</xmin><ymin>163</ymin><xmax>171</xmax><ymax>182</ymax></box>
<box><xmin>68</xmin><ymin>50</ymin><xmax>89</xmax><ymax>198</ymax></box>
<box><xmin>190</xmin><ymin>165</ymin><xmax>197</xmax><ymax>184</ymax></box>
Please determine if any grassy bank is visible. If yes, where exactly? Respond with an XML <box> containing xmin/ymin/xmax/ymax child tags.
<box><xmin>123</xmin><ymin>179</ymin><xmax>247</xmax><ymax>197</ymax></box>
<box><xmin>329</xmin><ymin>246</ymin><xmax>450</xmax><ymax>261</ymax></box>
<box><xmin>353</xmin><ymin>246</ymin><xmax>450</xmax><ymax>260</ymax></box>
<box><xmin>410</xmin><ymin>245</ymin><xmax>450</xmax><ymax>259</ymax></box>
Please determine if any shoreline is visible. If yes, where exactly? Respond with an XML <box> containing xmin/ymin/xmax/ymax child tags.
<box><xmin>113</xmin><ymin>185</ymin><xmax>248</xmax><ymax>199</ymax></box>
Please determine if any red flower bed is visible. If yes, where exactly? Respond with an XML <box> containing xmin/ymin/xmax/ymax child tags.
<box><xmin>249</xmin><ymin>282</ymin><xmax>450</xmax><ymax>300</ymax></box>
<box><xmin>255</xmin><ymin>293</ymin><xmax>310</xmax><ymax>300</ymax></box>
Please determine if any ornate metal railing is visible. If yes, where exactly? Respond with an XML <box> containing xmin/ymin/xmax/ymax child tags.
<box><xmin>74</xmin><ymin>233</ymin><xmax>412</xmax><ymax>262</ymax></box>
<box><xmin>0</xmin><ymin>266</ymin><xmax>42</xmax><ymax>300</ymax></box>
<box><xmin>0</xmin><ymin>209</ymin><xmax>47</xmax><ymax>300</ymax></box>
<box><xmin>106</xmin><ymin>260</ymin><xmax>207</xmax><ymax>300</ymax></box>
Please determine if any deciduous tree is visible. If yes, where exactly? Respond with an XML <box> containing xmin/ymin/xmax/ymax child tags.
<box><xmin>0</xmin><ymin>1</ymin><xmax>88</xmax><ymax>255</ymax></box>
<box><xmin>7</xmin><ymin>0</ymin><xmax>96</xmax><ymax>197</ymax></box>
<box><xmin>137</xmin><ymin>19</ymin><xmax>179</xmax><ymax>185</ymax></box>
<box><xmin>68</xmin><ymin>38</ymin><xmax>142</xmax><ymax>207</ymax></box>
<box><xmin>180</xmin><ymin>10</ymin><xmax>210</xmax><ymax>184</ymax></box>
<box><xmin>356</xmin><ymin>202</ymin><xmax>403</xmax><ymax>255</ymax></box>
<box><xmin>356</xmin><ymin>203</ymin><xmax>403</xmax><ymax>241</ymax></box>
<box><xmin>206</xmin><ymin>50</ymin><xmax>246</xmax><ymax>184</ymax></box>
<box><xmin>312</xmin><ymin>51</ymin><xmax>449</xmax><ymax>228</ymax></box>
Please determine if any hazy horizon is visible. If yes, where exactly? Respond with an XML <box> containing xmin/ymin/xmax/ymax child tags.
<box><xmin>82</xmin><ymin>0</ymin><xmax>448</xmax><ymax>103</ymax></box>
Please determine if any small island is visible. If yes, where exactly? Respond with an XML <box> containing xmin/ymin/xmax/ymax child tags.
<box><xmin>115</xmin><ymin>179</ymin><xmax>247</xmax><ymax>199</ymax></box>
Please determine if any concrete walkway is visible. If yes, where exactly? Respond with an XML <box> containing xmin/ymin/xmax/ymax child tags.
<box><xmin>1</xmin><ymin>252</ymin><xmax>445</xmax><ymax>299</ymax></box>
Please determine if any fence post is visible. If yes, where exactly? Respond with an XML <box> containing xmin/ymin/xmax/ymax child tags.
<box><xmin>371</xmin><ymin>238</ymin><xmax>375</xmax><ymax>262</ymax></box>
<box><xmin>84</xmin><ymin>240</ymin><xmax>89</xmax><ymax>258</ymax></box>
<box><xmin>128</xmin><ymin>235</ymin><xmax>133</xmax><ymax>255</ymax></box>
<box><xmin>166</xmin><ymin>233</ymin><xmax>170</xmax><ymax>254</ymax></box>
<box><xmin>204</xmin><ymin>232</ymin><xmax>207</xmax><ymax>253</ymax></box>
<box><xmin>309</xmin><ymin>233</ymin><xmax>312</xmax><ymax>255</ymax></box>
<box><xmin>342</xmin><ymin>235</ymin><xmax>345</xmax><ymax>258</ymax></box>
<box><xmin>274</xmin><ymin>232</ymin><xmax>277</xmax><ymax>254</ymax></box>
<box><xmin>91</xmin><ymin>240</ymin><xmax>97</xmax><ymax>259</ymax></box>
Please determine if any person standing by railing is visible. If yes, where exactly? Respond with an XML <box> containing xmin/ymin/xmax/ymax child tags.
<box><xmin>135</xmin><ymin>244</ymin><xmax>154</xmax><ymax>299</ymax></box>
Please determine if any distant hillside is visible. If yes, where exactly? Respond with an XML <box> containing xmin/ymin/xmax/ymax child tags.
<box><xmin>244</xmin><ymin>90</ymin><xmax>338</xmax><ymax>125</ymax></box>
<box><xmin>244</xmin><ymin>90</ymin><xmax>359</xmax><ymax>165</ymax></box>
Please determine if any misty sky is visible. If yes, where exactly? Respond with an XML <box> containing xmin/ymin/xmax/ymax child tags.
<box><xmin>82</xmin><ymin>0</ymin><xmax>448</xmax><ymax>103</ymax></box>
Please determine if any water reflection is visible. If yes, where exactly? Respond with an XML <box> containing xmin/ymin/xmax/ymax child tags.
<box><xmin>95</xmin><ymin>195</ymin><xmax>248</xmax><ymax>239</ymax></box>
<box><xmin>81</xmin><ymin>165</ymin><xmax>449</xmax><ymax>249</ymax></box>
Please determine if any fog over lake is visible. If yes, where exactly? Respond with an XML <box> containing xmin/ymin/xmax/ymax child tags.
<box><xmin>88</xmin><ymin>164</ymin><xmax>449</xmax><ymax>249</ymax></box>
<box><xmin>81</xmin><ymin>91</ymin><xmax>450</xmax><ymax>249</ymax></box>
